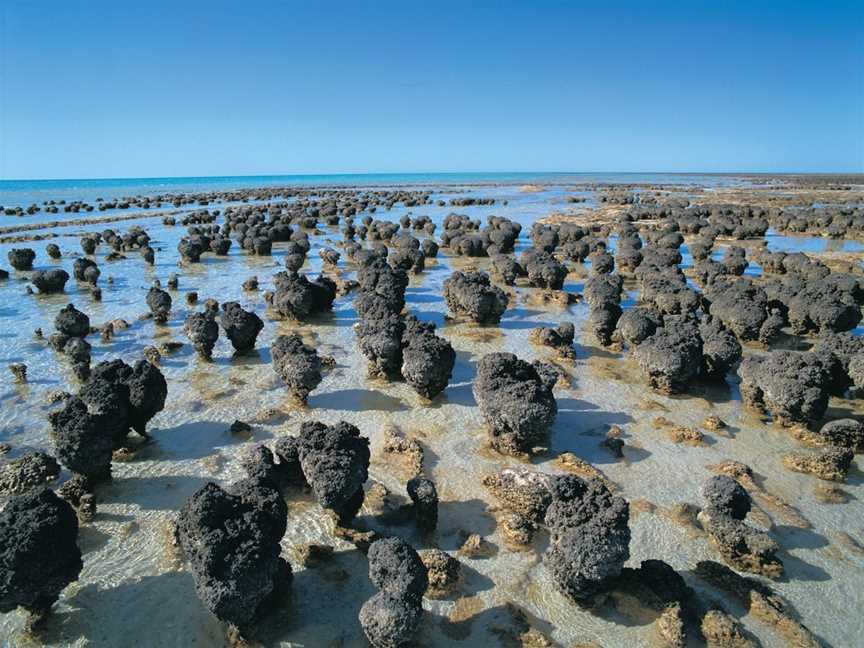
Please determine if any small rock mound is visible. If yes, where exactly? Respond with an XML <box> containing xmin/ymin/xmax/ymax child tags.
<box><xmin>177</xmin><ymin>479</ymin><xmax>290</xmax><ymax>632</ymax></box>
<box><xmin>271</xmin><ymin>334</ymin><xmax>323</xmax><ymax>403</ymax></box>
<box><xmin>0</xmin><ymin>488</ymin><xmax>83</xmax><ymax>621</ymax></box>
<box><xmin>473</xmin><ymin>353</ymin><xmax>558</xmax><ymax>455</ymax></box>
<box><xmin>359</xmin><ymin>537</ymin><xmax>428</xmax><ymax>648</ymax></box>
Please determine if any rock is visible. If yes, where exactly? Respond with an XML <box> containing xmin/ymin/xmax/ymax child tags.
<box><xmin>49</xmin><ymin>396</ymin><xmax>115</xmax><ymax>481</ymax></box>
<box><xmin>74</xmin><ymin>258</ymin><xmax>101</xmax><ymax>286</ymax></box>
<box><xmin>530</xmin><ymin>322</ymin><xmax>576</xmax><ymax>357</ymax></box>
<box><xmin>0</xmin><ymin>489</ymin><xmax>82</xmax><ymax>621</ymax></box>
<box><xmin>705</xmin><ymin>279</ymin><xmax>774</xmax><ymax>342</ymax></box>
<box><xmin>355</xmin><ymin>261</ymin><xmax>409</xmax><ymax>317</ymax></box>
<box><xmin>272</xmin><ymin>436</ymin><xmax>308</xmax><ymax>487</ymax></box>
<box><xmin>0</xmin><ymin>451</ymin><xmax>61</xmax><ymax>496</ymax></box>
<box><xmin>702</xmin><ymin>475</ymin><xmax>750</xmax><ymax>520</ymax></box>
<box><xmin>739</xmin><ymin>351</ymin><xmax>831</xmax><ymax>426</ymax></box>
<box><xmin>589</xmin><ymin>303</ymin><xmax>623</xmax><ymax>346</ymax></box>
<box><xmin>473</xmin><ymin>353</ymin><xmax>557</xmax><ymax>455</ymax></box>
<box><xmin>146</xmin><ymin>286</ymin><xmax>172</xmax><ymax>324</ymax></box>
<box><xmin>360</xmin><ymin>537</ymin><xmax>428</xmax><ymax>648</ymax></box>
<box><xmin>783</xmin><ymin>448</ymin><xmax>853</xmax><ymax>482</ymax></box>
<box><xmin>80</xmin><ymin>237</ymin><xmax>97</xmax><ymax>255</ymax></box>
<box><xmin>421</xmin><ymin>549</ymin><xmax>462</xmax><ymax>597</ymax></box>
<box><xmin>31</xmin><ymin>269</ymin><xmax>69</xmax><ymax>293</ymax></box>
<box><xmin>522</xmin><ymin>250</ymin><xmax>568</xmax><ymax>290</ymax></box>
<box><xmin>634</xmin><ymin>319</ymin><xmax>703</xmax><ymax>394</ymax></box>
<box><xmin>55</xmin><ymin>303</ymin><xmax>90</xmax><ymax>337</ymax></box>
<box><xmin>7</xmin><ymin>248</ymin><xmax>36</xmax><ymax>271</ymax></box>
<box><xmin>543</xmin><ymin>476</ymin><xmax>631</xmax><ymax>602</ymax></box>
<box><xmin>615</xmin><ymin>306</ymin><xmax>662</xmax><ymax>346</ymax></box>
<box><xmin>699</xmin><ymin>316</ymin><xmax>742</xmax><ymax>377</ymax></box>
<box><xmin>492</xmin><ymin>255</ymin><xmax>525</xmax><ymax>286</ymax></box>
<box><xmin>177</xmin><ymin>480</ymin><xmax>290</xmax><ymax>632</ymax></box>
<box><xmin>184</xmin><ymin>311</ymin><xmax>219</xmax><ymax>359</ymax></box>
<box><xmin>698</xmin><ymin>476</ymin><xmax>782</xmax><ymax>577</ymax></box>
<box><xmin>400</xmin><ymin>316</ymin><xmax>455</xmax><ymax>399</ymax></box>
<box><xmin>356</xmin><ymin>300</ymin><xmax>405</xmax><ymax>379</ymax></box>
<box><xmin>359</xmin><ymin>590</ymin><xmax>423</xmax><ymax>648</ymax></box>
<box><xmin>271</xmin><ymin>334</ymin><xmax>323</xmax><ymax>403</ymax></box>
<box><xmin>220</xmin><ymin>302</ymin><xmax>264</xmax><ymax>353</ymax></box>
<box><xmin>814</xmin><ymin>419</ymin><xmax>864</xmax><ymax>451</ymax></box>
<box><xmin>482</xmin><ymin>468</ymin><xmax>554</xmax><ymax>525</ymax></box>
<box><xmin>272</xmin><ymin>271</ymin><xmax>336</xmax><ymax>320</ymax></box>
<box><xmin>406</xmin><ymin>477</ymin><xmax>438</xmax><ymax>532</ymax></box>
<box><xmin>46</xmin><ymin>244</ymin><xmax>61</xmax><ymax>259</ymax></box>
<box><xmin>296</xmin><ymin>421</ymin><xmax>370</xmax><ymax>522</ymax></box>
<box><xmin>443</xmin><ymin>271</ymin><xmax>509</xmax><ymax>324</ymax></box>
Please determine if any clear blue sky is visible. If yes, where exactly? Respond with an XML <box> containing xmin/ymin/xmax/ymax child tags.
<box><xmin>1</xmin><ymin>0</ymin><xmax>862</xmax><ymax>179</ymax></box>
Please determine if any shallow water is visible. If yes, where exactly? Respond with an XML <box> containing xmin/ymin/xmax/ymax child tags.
<box><xmin>0</xmin><ymin>178</ymin><xmax>862</xmax><ymax>648</ymax></box>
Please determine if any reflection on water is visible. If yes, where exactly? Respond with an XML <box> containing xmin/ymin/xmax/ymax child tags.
<box><xmin>0</xmin><ymin>180</ymin><xmax>862</xmax><ymax>648</ymax></box>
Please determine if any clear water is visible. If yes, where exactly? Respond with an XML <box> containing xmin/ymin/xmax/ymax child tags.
<box><xmin>0</xmin><ymin>176</ymin><xmax>862</xmax><ymax>648</ymax></box>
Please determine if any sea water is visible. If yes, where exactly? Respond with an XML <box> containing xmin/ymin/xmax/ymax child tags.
<box><xmin>0</xmin><ymin>175</ymin><xmax>861</xmax><ymax>647</ymax></box>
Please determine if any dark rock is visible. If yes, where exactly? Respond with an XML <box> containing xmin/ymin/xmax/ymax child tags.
<box><xmin>360</xmin><ymin>537</ymin><xmax>428</xmax><ymax>648</ymax></box>
<box><xmin>31</xmin><ymin>269</ymin><xmax>69</xmax><ymax>293</ymax></box>
<box><xmin>184</xmin><ymin>311</ymin><xmax>219</xmax><ymax>359</ymax></box>
<box><xmin>55</xmin><ymin>303</ymin><xmax>90</xmax><ymax>337</ymax></box>
<box><xmin>146</xmin><ymin>287</ymin><xmax>172</xmax><ymax>324</ymax></box>
<box><xmin>73</xmin><ymin>257</ymin><xmax>100</xmax><ymax>285</ymax></box>
<box><xmin>407</xmin><ymin>477</ymin><xmax>438</xmax><ymax>532</ymax></box>
<box><xmin>220</xmin><ymin>302</ymin><xmax>264</xmax><ymax>353</ymax></box>
<box><xmin>739</xmin><ymin>351</ymin><xmax>831</xmax><ymax>426</ymax></box>
<box><xmin>271</xmin><ymin>334</ymin><xmax>323</xmax><ymax>403</ymax></box>
<box><xmin>272</xmin><ymin>271</ymin><xmax>336</xmax><ymax>320</ymax></box>
<box><xmin>296</xmin><ymin>420</ymin><xmax>370</xmax><ymax>522</ymax></box>
<box><xmin>443</xmin><ymin>271</ymin><xmax>509</xmax><ymax>324</ymax></box>
<box><xmin>543</xmin><ymin>476</ymin><xmax>631</xmax><ymax>602</ymax></box>
<box><xmin>0</xmin><ymin>489</ymin><xmax>82</xmax><ymax>620</ymax></box>
<box><xmin>473</xmin><ymin>353</ymin><xmax>557</xmax><ymax>455</ymax></box>
<box><xmin>401</xmin><ymin>317</ymin><xmax>455</xmax><ymax>399</ymax></box>
<box><xmin>7</xmin><ymin>248</ymin><xmax>36</xmax><ymax>271</ymax></box>
<box><xmin>177</xmin><ymin>480</ymin><xmax>290</xmax><ymax>631</ymax></box>
<box><xmin>634</xmin><ymin>319</ymin><xmax>703</xmax><ymax>394</ymax></box>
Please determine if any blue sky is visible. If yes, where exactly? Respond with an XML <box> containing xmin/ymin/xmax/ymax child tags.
<box><xmin>1</xmin><ymin>1</ymin><xmax>861</xmax><ymax>179</ymax></box>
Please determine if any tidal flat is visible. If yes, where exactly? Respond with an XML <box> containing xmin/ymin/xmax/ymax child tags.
<box><xmin>0</xmin><ymin>173</ymin><xmax>863</xmax><ymax>647</ymax></box>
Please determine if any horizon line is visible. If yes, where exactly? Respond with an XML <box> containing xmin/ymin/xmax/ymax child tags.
<box><xmin>2</xmin><ymin>169</ymin><xmax>864</xmax><ymax>183</ymax></box>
